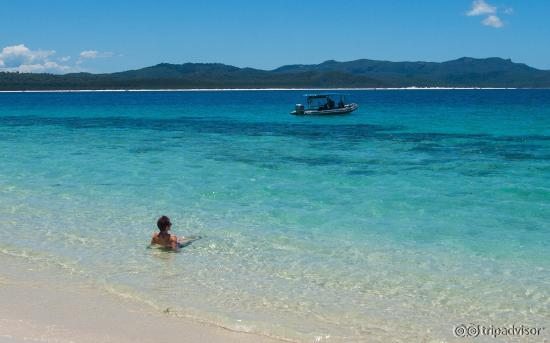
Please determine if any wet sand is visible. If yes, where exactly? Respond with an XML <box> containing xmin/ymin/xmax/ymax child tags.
<box><xmin>0</xmin><ymin>260</ymin><xmax>282</xmax><ymax>343</ymax></box>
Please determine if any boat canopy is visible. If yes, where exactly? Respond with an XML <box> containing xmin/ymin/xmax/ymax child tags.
<box><xmin>303</xmin><ymin>93</ymin><xmax>348</xmax><ymax>99</ymax></box>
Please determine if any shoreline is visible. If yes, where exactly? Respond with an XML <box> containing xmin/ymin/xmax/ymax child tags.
<box><xmin>0</xmin><ymin>254</ymin><xmax>285</xmax><ymax>343</ymax></box>
<box><xmin>0</xmin><ymin>87</ymin><xmax>537</xmax><ymax>93</ymax></box>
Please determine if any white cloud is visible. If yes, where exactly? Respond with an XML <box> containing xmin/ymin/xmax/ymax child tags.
<box><xmin>80</xmin><ymin>50</ymin><xmax>99</xmax><ymax>59</ymax></box>
<box><xmin>482</xmin><ymin>14</ymin><xmax>504</xmax><ymax>28</ymax></box>
<box><xmin>467</xmin><ymin>0</ymin><xmax>496</xmax><ymax>16</ymax></box>
<box><xmin>77</xmin><ymin>50</ymin><xmax>114</xmax><ymax>65</ymax></box>
<box><xmin>16</xmin><ymin>61</ymin><xmax>74</xmax><ymax>73</ymax></box>
<box><xmin>0</xmin><ymin>44</ymin><xmax>54</xmax><ymax>68</ymax></box>
<box><xmin>466</xmin><ymin>0</ymin><xmax>508</xmax><ymax>28</ymax></box>
<box><xmin>0</xmin><ymin>44</ymin><xmax>115</xmax><ymax>73</ymax></box>
<box><xmin>79</xmin><ymin>50</ymin><xmax>113</xmax><ymax>59</ymax></box>
<box><xmin>0</xmin><ymin>44</ymin><xmax>75</xmax><ymax>73</ymax></box>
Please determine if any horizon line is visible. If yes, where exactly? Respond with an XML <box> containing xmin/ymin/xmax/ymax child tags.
<box><xmin>3</xmin><ymin>87</ymin><xmax>545</xmax><ymax>94</ymax></box>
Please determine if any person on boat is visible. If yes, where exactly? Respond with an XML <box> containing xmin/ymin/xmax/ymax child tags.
<box><xmin>151</xmin><ymin>215</ymin><xmax>179</xmax><ymax>250</ymax></box>
<box><xmin>327</xmin><ymin>98</ymin><xmax>335</xmax><ymax>109</ymax></box>
<box><xmin>338</xmin><ymin>99</ymin><xmax>345</xmax><ymax>108</ymax></box>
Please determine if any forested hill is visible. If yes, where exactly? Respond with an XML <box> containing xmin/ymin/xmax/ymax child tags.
<box><xmin>2</xmin><ymin>57</ymin><xmax>550</xmax><ymax>90</ymax></box>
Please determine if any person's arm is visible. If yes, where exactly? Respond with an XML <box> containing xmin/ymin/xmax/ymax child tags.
<box><xmin>170</xmin><ymin>236</ymin><xmax>179</xmax><ymax>251</ymax></box>
<box><xmin>150</xmin><ymin>233</ymin><xmax>157</xmax><ymax>246</ymax></box>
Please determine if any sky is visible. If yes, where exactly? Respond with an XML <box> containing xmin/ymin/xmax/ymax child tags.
<box><xmin>1</xmin><ymin>0</ymin><xmax>549</xmax><ymax>73</ymax></box>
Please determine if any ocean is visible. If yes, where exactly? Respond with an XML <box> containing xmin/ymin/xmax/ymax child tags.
<box><xmin>0</xmin><ymin>90</ymin><xmax>548</xmax><ymax>341</ymax></box>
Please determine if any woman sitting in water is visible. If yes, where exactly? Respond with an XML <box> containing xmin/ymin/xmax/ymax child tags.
<box><xmin>151</xmin><ymin>215</ymin><xmax>179</xmax><ymax>250</ymax></box>
<box><xmin>151</xmin><ymin>216</ymin><xmax>199</xmax><ymax>251</ymax></box>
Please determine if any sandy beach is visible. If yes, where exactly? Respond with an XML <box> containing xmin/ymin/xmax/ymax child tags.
<box><xmin>0</xmin><ymin>255</ymin><xmax>281</xmax><ymax>343</ymax></box>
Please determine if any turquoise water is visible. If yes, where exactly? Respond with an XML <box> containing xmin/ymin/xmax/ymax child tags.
<box><xmin>0</xmin><ymin>90</ymin><xmax>549</xmax><ymax>341</ymax></box>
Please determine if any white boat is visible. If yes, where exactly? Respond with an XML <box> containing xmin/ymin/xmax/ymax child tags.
<box><xmin>291</xmin><ymin>93</ymin><xmax>359</xmax><ymax>115</ymax></box>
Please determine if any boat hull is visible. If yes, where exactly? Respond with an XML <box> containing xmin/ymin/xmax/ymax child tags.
<box><xmin>291</xmin><ymin>103</ymin><xmax>358</xmax><ymax>115</ymax></box>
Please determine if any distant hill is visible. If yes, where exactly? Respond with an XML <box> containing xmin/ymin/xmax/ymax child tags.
<box><xmin>1</xmin><ymin>57</ymin><xmax>550</xmax><ymax>90</ymax></box>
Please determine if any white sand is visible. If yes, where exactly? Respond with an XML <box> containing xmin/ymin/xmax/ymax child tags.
<box><xmin>0</xmin><ymin>265</ymin><xmax>282</xmax><ymax>343</ymax></box>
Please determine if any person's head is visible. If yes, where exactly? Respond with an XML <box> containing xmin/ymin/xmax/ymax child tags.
<box><xmin>157</xmin><ymin>215</ymin><xmax>172</xmax><ymax>232</ymax></box>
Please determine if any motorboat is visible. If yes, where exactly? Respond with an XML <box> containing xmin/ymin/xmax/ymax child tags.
<box><xmin>291</xmin><ymin>93</ymin><xmax>358</xmax><ymax>115</ymax></box>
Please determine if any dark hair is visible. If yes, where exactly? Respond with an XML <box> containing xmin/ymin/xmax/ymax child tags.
<box><xmin>157</xmin><ymin>216</ymin><xmax>172</xmax><ymax>231</ymax></box>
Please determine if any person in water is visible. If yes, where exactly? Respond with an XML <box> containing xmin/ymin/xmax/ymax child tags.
<box><xmin>151</xmin><ymin>215</ymin><xmax>179</xmax><ymax>250</ymax></box>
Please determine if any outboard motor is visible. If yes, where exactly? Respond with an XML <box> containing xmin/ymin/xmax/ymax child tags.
<box><xmin>294</xmin><ymin>104</ymin><xmax>305</xmax><ymax>115</ymax></box>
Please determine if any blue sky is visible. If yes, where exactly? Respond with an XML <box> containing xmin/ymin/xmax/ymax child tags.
<box><xmin>1</xmin><ymin>0</ymin><xmax>549</xmax><ymax>73</ymax></box>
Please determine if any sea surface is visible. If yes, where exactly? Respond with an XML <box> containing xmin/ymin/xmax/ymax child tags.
<box><xmin>0</xmin><ymin>90</ymin><xmax>549</xmax><ymax>342</ymax></box>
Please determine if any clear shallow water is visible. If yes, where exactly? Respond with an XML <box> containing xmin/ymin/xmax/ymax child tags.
<box><xmin>0</xmin><ymin>90</ymin><xmax>549</xmax><ymax>341</ymax></box>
